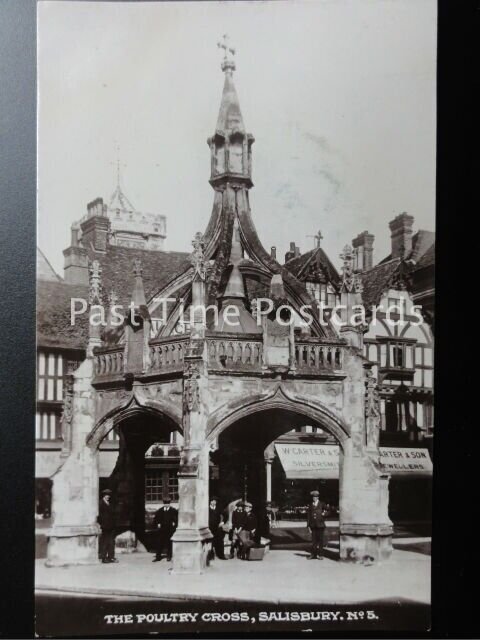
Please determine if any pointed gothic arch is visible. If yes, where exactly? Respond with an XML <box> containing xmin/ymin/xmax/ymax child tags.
<box><xmin>206</xmin><ymin>385</ymin><xmax>350</xmax><ymax>446</ymax></box>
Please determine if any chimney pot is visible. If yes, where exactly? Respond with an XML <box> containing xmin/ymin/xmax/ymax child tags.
<box><xmin>389</xmin><ymin>213</ymin><xmax>414</xmax><ymax>259</ymax></box>
<box><xmin>271</xmin><ymin>246</ymin><xmax>277</xmax><ymax>260</ymax></box>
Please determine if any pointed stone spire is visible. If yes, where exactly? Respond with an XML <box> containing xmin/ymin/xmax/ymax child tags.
<box><xmin>216</xmin><ymin>35</ymin><xmax>245</xmax><ymax>134</ymax></box>
<box><xmin>103</xmin><ymin>290</ymin><xmax>120</xmax><ymax>343</ymax></box>
<box><xmin>131</xmin><ymin>258</ymin><xmax>147</xmax><ymax>308</ymax></box>
<box><xmin>87</xmin><ymin>260</ymin><xmax>103</xmax><ymax>356</ymax></box>
<box><xmin>230</xmin><ymin>218</ymin><xmax>243</xmax><ymax>264</ymax></box>
<box><xmin>208</xmin><ymin>37</ymin><xmax>254</xmax><ymax>189</ymax></box>
<box><xmin>223</xmin><ymin>264</ymin><xmax>246</xmax><ymax>299</ymax></box>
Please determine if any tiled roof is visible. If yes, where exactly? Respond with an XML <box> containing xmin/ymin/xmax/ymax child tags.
<box><xmin>96</xmin><ymin>245</ymin><xmax>190</xmax><ymax>308</ymax></box>
<box><xmin>37</xmin><ymin>245</ymin><xmax>191</xmax><ymax>350</ymax></box>
<box><xmin>37</xmin><ymin>280</ymin><xmax>89</xmax><ymax>349</ymax></box>
<box><xmin>284</xmin><ymin>247</ymin><xmax>340</xmax><ymax>285</ymax></box>
<box><xmin>359</xmin><ymin>258</ymin><xmax>402</xmax><ymax>309</ymax></box>
<box><xmin>410</xmin><ymin>230</ymin><xmax>435</xmax><ymax>262</ymax></box>
<box><xmin>413</xmin><ymin>242</ymin><xmax>435</xmax><ymax>270</ymax></box>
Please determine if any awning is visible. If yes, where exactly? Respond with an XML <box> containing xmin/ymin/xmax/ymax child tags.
<box><xmin>274</xmin><ymin>443</ymin><xmax>432</xmax><ymax>479</ymax></box>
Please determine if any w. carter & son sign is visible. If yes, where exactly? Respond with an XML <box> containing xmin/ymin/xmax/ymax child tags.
<box><xmin>275</xmin><ymin>444</ymin><xmax>433</xmax><ymax>479</ymax></box>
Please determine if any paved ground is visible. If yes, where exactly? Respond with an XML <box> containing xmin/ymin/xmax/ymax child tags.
<box><xmin>36</xmin><ymin>546</ymin><xmax>430</xmax><ymax>605</ymax></box>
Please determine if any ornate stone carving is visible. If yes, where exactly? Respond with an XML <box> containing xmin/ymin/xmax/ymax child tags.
<box><xmin>88</xmin><ymin>260</ymin><xmax>103</xmax><ymax>304</ymax></box>
<box><xmin>183</xmin><ymin>362</ymin><xmax>201</xmax><ymax>413</ymax></box>
<box><xmin>365</xmin><ymin>368</ymin><xmax>381</xmax><ymax>419</ymax></box>
<box><xmin>62</xmin><ymin>375</ymin><xmax>74</xmax><ymax>426</ymax></box>
<box><xmin>66</xmin><ymin>360</ymin><xmax>81</xmax><ymax>374</ymax></box>
<box><xmin>340</xmin><ymin>245</ymin><xmax>354</xmax><ymax>292</ymax></box>
<box><xmin>365</xmin><ymin>368</ymin><xmax>381</xmax><ymax>450</ymax></box>
<box><xmin>191</xmin><ymin>232</ymin><xmax>207</xmax><ymax>281</ymax></box>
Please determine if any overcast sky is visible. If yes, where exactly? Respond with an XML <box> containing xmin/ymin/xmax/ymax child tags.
<box><xmin>38</xmin><ymin>0</ymin><xmax>436</xmax><ymax>275</ymax></box>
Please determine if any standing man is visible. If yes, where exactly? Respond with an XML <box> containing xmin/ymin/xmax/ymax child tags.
<box><xmin>239</xmin><ymin>502</ymin><xmax>257</xmax><ymax>560</ymax></box>
<box><xmin>98</xmin><ymin>489</ymin><xmax>118</xmax><ymax>564</ymax></box>
<box><xmin>153</xmin><ymin>497</ymin><xmax>178</xmax><ymax>562</ymax></box>
<box><xmin>208</xmin><ymin>497</ymin><xmax>227</xmax><ymax>560</ymax></box>
<box><xmin>306</xmin><ymin>490</ymin><xmax>326</xmax><ymax>560</ymax></box>
<box><xmin>229</xmin><ymin>501</ymin><xmax>245</xmax><ymax>558</ymax></box>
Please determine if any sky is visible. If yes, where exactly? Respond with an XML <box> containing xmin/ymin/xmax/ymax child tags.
<box><xmin>38</xmin><ymin>0</ymin><xmax>437</xmax><ymax>275</ymax></box>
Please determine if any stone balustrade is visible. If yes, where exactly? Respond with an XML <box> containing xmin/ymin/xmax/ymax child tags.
<box><xmin>92</xmin><ymin>335</ymin><xmax>344</xmax><ymax>383</ymax></box>
<box><xmin>93</xmin><ymin>346</ymin><xmax>125</xmax><ymax>378</ymax></box>
<box><xmin>148</xmin><ymin>336</ymin><xmax>189</xmax><ymax>374</ymax></box>
<box><xmin>207</xmin><ymin>335</ymin><xmax>263</xmax><ymax>371</ymax></box>
<box><xmin>294</xmin><ymin>341</ymin><xmax>344</xmax><ymax>371</ymax></box>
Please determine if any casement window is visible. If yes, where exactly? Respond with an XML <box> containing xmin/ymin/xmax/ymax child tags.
<box><xmin>35</xmin><ymin>411</ymin><xmax>62</xmax><ymax>441</ymax></box>
<box><xmin>145</xmin><ymin>469</ymin><xmax>179</xmax><ymax>503</ymax></box>
<box><xmin>37</xmin><ymin>352</ymin><xmax>63</xmax><ymax>402</ymax></box>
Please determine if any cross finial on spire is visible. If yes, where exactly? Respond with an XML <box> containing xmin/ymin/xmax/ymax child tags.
<box><xmin>217</xmin><ymin>34</ymin><xmax>236</xmax><ymax>73</ymax></box>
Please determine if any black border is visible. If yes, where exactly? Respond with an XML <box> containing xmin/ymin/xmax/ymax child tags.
<box><xmin>0</xmin><ymin>0</ymin><xmax>36</xmax><ymax>638</ymax></box>
<box><xmin>0</xmin><ymin>0</ymin><xmax>478</xmax><ymax>637</ymax></box>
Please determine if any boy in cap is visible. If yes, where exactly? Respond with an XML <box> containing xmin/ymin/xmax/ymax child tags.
<box><xmin>306</xmin><ymin>490</ymin><xmax>326</xmax><ymax>559</ymax></box>
<box><xmin>98</xmin><ymin>489</ymin><xmax>118</xmax><ymax>563</ymax></box>
<box><xmin>153</xmin><ymin>497</ymin><xmax>178</xmax><ymax>561</ymax></box>
<box><xmin>238</xmin><ymin>502</ymin><xmax>257</xmax><ymax>560</ymax></box>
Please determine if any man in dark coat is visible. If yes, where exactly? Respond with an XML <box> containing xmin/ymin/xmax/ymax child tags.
<box><xmin>229</xmin><ymin>501</ymin><xmax>245</xmax><ymax>558</ymax></box>
<box><xmin>238</xmin><ymin>502</ymin><xmax>257</xmax><ymax>560</ymax></box>
<box><xmin>153</xmin><ymin>497</ymin><xmax>178</xmax><ymax>561</ymax></box>
<box><xmin>208</xmin><ymin>497</ymin><xmax>227</xmax><ymax>560</ymax></box>
<box><xmin>306</xmin><ymin>490</ymin><xmax>326</xmax><ymax>559</ymax></box>
<box><xmin>98</xmin><ymin>489</ymin><xmax>118</xmax><ymax>563</ymax></box>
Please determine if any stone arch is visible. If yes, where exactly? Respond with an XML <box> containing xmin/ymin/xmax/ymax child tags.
<box><xmin>87</xmin><ymin>395</ymin><xmax>182</xmax><ymax>450</ymax></box>
<box><xmin>206</xmin><ymin>385</ymin><xmax>350</xmax><ymax>447</ymax></box>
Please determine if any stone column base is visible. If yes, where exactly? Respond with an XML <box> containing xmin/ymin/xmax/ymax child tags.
<box><xmin>45</xmin><ymin>524</ymin><xmax>100</xmax><ymax>567</ymax></box>
<box><xmin>340</xmin><ymin>523</ymin><xmax>393</xmax><ymax>564</ymax></box>
<box><xmin>171</xmin><ymin>527</ymin><xmax>212</xmax><ymax>574</ymax></box>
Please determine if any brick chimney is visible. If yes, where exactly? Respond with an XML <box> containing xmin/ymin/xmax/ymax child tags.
<box><xmin>389</xmin><ymin>213</ymin><xmax>414</xmax><ymax>259</ymax></box>
<box><xmin>63</xmin><ymin>223</ymin><xmax>88</xmax><ymax>284</ymax></box>
<box><xmin>270</xmin><ymin>246</ymin><xmax>277</xmax><ymax>260</ymax></box>
<box><xmin>80</xmin><ymin>197</ymin><xmax>110</xmax><ymax>253</ymax></box>
<box><xmin>352</xmin><ymin>231</ymin><xmax>374</xmax><ymax>271</ymax></box>
<box><xmin>284</xmin><ymin>242</ymin><xmax>301</xmax><ymax>263</ymax></box>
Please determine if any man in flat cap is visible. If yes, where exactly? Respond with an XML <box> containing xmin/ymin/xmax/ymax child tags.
<box><xmin>208</xmin><ymin>497</ymin><xmax>227</xmax><ymax>560</ymax></box>
<box><xmin>153</xmin><ymin>497</ymin><xmax>178</xmax><ymax>562</ymax></box>
<box><xmin>98</xmin><ymin>489</ymin><xmax>118</xmax><ymax>564</ymax></box>
<box><xmin>306</xmin><ymin>490</ymin><xmax>326</xmax><ymax>560</ymax></box>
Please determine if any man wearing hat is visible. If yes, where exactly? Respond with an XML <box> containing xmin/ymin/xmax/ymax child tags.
<box><xmin>229</xmin><ymin>500</ymin><xmax>245</xmax><ymax>558</ymax></box>
<box><xmin>306</xmin><ymin>490</ymin><xmax>326</xmax><ymax>560</ymax></box>
<box><xmin>238</xmin><ymin>502</ymin><xmax>257</xmax><ymax>560</ymax></box>
<box><xmin>208</xmin><ymin>497</ymin><xmax>227</xmax><ymax>560</ymax></box>
<box><xmin>153</xmin><ymin>497</ymin><xmax>178</xmax><ymax>562</ymax></box>
<box><xmin>98</xmin><ymin>489</ymin><xmax>118</xmax><ymax>564</ymax></box>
